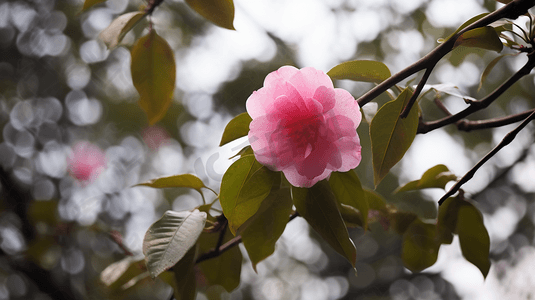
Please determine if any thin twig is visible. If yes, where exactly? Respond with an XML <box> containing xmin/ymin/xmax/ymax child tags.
<box><xmin>438</xmin><ymin>110</ymin><xmax>535</xmax><ymax>205</ymax></box>
<box><xmin>419</xmin><ymin>51</ymin><xmax>535</xmax><ymax>133</ymax></box>
<box><xmin>400</xmin><ymin>66</ymin><xmax>435</xmax><ymax>118</ymax></box>
<box><xmin>434</xmin><ymin>97</ymin><xmax>452</xmax><ymax>116</ymax></box>
<box><xmin>108</xmin><ymin>230</ymin><xmax>134</xmax><ymax>256</ymax></box>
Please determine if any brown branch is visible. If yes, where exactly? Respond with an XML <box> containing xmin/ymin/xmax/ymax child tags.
<box><xmin>419</xmin><ymin>51</ymin><xmax>535</xmax><ymax>134</ymax></box>
<box><xmin>457</xmin><ymin>108</ymin><xmax>535</xmax><ymax>131</ymax></box>
<box><xmin>438</xmin><ymin>110</ymin><xmax>535</xmax><ymax>205</ymax></box>
<box><xmin>357</xmin><ymin>0</ymin><xmax>535</xmax><ymax>108</ymax></box>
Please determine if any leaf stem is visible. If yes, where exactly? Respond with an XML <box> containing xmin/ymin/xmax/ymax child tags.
<box><xmin>438</xmin><ymin>110</ymin><xmax>535</xmax><ymax>205</ymax></box>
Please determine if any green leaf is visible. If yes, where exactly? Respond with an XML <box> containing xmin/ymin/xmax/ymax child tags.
<box><xmin>159</xmin><ymin>245</ymin><xmax>198</xmax><ymax>300</ymax></box>
<box><xmin>197</xmin><ymin>227</ymin><xmax>242</xmax><ymax>292</ymax></box>
<box><xmin>229</xmin><ymin>145</ymin><xmax>253</xmax><ymax>159</ymax></box>
<box><xmin>395</xmin><ymin>164</ymin><xmax>457</xmax><ymax>193</ymax></box>
<box><xmin>454</xmin><ymin>26</ymin><xmax>503</xmax><ymax>52</ymax></box>
<box><xmin>135</xmin><ymin>174</ymin><xmax>212</xmax><ymax>196</ymax></box>
<box><xmin>457</xmin><ymin>202</ymin><xmax>491</xmax><ymax>278</ymax></box>
<box><xmin>440</xmin><ymin>13</ymin><xmax>489</xmax><ymax>42</ymax></box>
<box><xmin>436</xmin><ymin>197</ymin><xmax>462</xmax><ymax>244</ymax></box>
<box><xmin>402</xmin><ymin>219</ymin><xmax>440</xmax><ymax>272</ymax></box>
<box><xmin>478</xmin><ymin>54</ymin><xmax>512</xmax><ymax>91</ymax></box>
<box><xmin>219</xmin><ymin>112</ymin><xmax>252</xmax><ymax>146</ymax></box>
<box><xmin>241</xmin><ymin>188</ymin><xmax>293</xmax><ymax>271</ymax></box>
<box><xmin>99</xmin><ymin>12</ymin><xmax>147</xmax><ymax>49</ymax></box>
<box><xmin>363</xmin><ymin>189</ymin><xmax>387</xmax><ymax>212</ymax></box>
<box><xmin>100</xmin><ymin>256</ymin><xmax>148</xmax><ymax>292</ymax></box>
<box><xmin>327</xmin><ymin>60</ymin><xmax>391</xmax><ymax>83</ymax></box>
<box><xmin>291</xmin><ymin>181</ymin><xmax>357</xmax><ymax>267</ymax></box>
<box><xmin>329</xmin><ymin>171</ymin><xmax>369</xmax><ymax>229</ymax></box>
<box><xmin>339</xmin><ymin>204</ymin><xmax>364</xmax><ymax>228</ymax></box>
<box><xmin>131</xmin><ymin>30</ymin><xmax>176</xmax><ymax>125</ymax></box>
<box><xmin>220</xmin><ymin>155</ymin><xmax>277</xmax><ymax>234</ymax></box>
<box><xmin>184</xmin><ymin>0</ymin><xmax>235</xmax><ymax>30</ymax></box>
<box><xmin>370</xmin><ymin>88</ymin><xmax>419</xmax><ymax>186</ymax></box>
<box><xmin>82</xmin><ymin>0</ymin><xmax>106</xmax><ymax>11</ymax></box>
<box><xmin>390</xmin><ymin>211</ymin><xmax>418</xmax><ymax>235</ymax></box>
<box><xmin>143</xmin><ymin>209</ymin><xmax>207</xmax><ymax>278</ymax></box>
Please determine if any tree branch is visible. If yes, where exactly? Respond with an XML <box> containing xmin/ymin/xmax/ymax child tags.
<box><xmin>356</xmin><ymin>0</ymin><xmax>535</xmax><ymax>108</ymax></box>
<box><xmin>419</xmin><ymin>51</ymin><xmax>535</xmax><ymax>134</ymax></box>
<box><xmin>456</xmin><ymin>108</ymin><xmax>535</xmax><ymax>131</ymax></box>
<box><xmin>438</xmin><ymin>110</ymin><xmax>535</xmax><ymax>205</ymax></box>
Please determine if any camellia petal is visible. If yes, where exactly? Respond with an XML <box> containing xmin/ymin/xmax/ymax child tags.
<box><xmin>246</xmin><ymin>66</ymin><xmax>362</xmax><ymax>188</ymax></box>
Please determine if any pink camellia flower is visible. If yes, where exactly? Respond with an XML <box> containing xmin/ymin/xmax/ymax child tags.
<box><xmin>247</xmin><ymin>66</ymin><xmax>362</xmax><ymax>188</ymax></box>
<box><xmin>68</xmin><ymin>141</ymin><xmax>107</xmax><ymax>182</ymax></box>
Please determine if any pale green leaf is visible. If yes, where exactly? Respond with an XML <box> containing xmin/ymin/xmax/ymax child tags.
<box><xmin>457</xmin><ymin>202</ymin><xmax>491</xmax><ymax>278</ymax></box>
<box><xmin>329</xmin><ymin>171</ymin><xmax>368</xmax><ymax>229</ymax></box>
<box><xmin>100</xmin><ymin>255</ymin><xmax>147</xmax><ymax>291</ymax></box>
<box><xmin>327</xmin><ymin>60</ymin><xmax>391</xmax><ymax>83</ymax></box>
<box><xmin>402</xmin><ymin>219</ymin><xmax>440</xmax><ymax>272</ymax></box>
<box><xmin>99</xmin><ymin>12</ymin><xmax>147</xmax><ymax>49</ymax></box>
<box><xmin>197</xmin><ymin>227</ymin><xmax>242</xmax><ymax>292</ymax></box>
<box><xmin>292</xmin><ymin>181</ymin><xmax>357</xmax><ymax>267</ymax></box>
<box><xmin>143</xmin><ymin>209</ymin><xmax>207</xmax><ymax>278</ymax></box>
<box><xmin>219</xmin><ymin>112</ymin><xmax>252</xmax><ymax>146</ymax></box>
<box><xmin>185</xmin><ymin>0</ymin><xmax>235</xmax><ymax>30</ymax></box>
<box><xmin>241</xmin><ymin>188</ymin><xmax>293</xmax><ymax>271</ymax></box>
<box><xmin>395</xmin><ymin>164</ymin><xmax>457</xmax><ymax>193</ymax></box>
<box><xmin>422</xmin><ymin>83</ymin><xmax>476</xmax><ymax>102</ymax></box>
<box><xmin>131</xmin><ymin>31</ymin><xmax>176</xmax><ymax>125</ymax></box>
<box><xmin>220</xmin><ymin>155</ymin><xmax>277</xmax><ymax>234</ymax></box>
<box><xmin>370</xmin><ymin>88</ymin><xmax>419</xmax><ymax>186</ymax></box>
<box><xmin>454</xmin><ymin>26</ymin><xmax>504</xmax><ymax>52</ymax></box>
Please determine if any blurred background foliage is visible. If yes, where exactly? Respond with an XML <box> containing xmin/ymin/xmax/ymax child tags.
<box><xmin>1</xmin><ymin>0</ymin><xmax>535</xmax><ymax>299</ymax></box>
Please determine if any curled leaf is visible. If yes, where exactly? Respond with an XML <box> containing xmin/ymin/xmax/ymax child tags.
<box><xmin>99</xmin><ymin>12</ymin><xmax>147</xmax><ymax>49</ymax></box>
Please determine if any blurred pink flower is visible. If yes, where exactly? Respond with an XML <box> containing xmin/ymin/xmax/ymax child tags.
<box><xmin>247</xmin><ymin>66</ymin><xmax>362</xmax><ymax>188</ymax></box>
<box><xmin>68</xmin><ymin>141</ymin><xmax>106</xmax><ymax>182</ymax></box>
<box><xmin>142</xmin><ymin>125</ymin><xmax>171</xmax><ymax>150</ymax></box>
